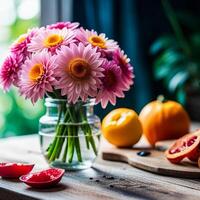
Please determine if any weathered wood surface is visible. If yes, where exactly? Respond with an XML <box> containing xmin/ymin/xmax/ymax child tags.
<box><xmin>0</xmin><ymin>122</ymin><xmax>200</xmax><ymax>200</ymax></box>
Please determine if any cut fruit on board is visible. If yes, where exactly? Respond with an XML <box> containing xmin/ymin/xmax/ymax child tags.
<box><xmin>101</xmin><ymin>138</ymin><xmax>200</xmax><ymax>178</ymax></box>
<box><xmin>166</xmin><ymin>131</ymin><xmax>200</xmax><ymax>163</ymax></box>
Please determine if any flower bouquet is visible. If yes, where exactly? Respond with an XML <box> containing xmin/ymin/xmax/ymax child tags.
<box><xmin>0</xmin><ymin>21</ymin><xmax>134</xmax><ymax>169</ymax></box>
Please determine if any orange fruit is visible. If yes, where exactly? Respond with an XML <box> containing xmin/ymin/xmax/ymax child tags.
<box><xmin>102</xmin><ymin>108</ymin><xmax>142</xmax><ymax>147</ymax></box>
<box><xmin>139</xmin><ymin>96</ymin><xmax>190</xmax><ymax>146</ymax></box>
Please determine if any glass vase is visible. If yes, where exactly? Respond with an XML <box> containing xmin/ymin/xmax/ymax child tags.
<box><xmin>39</xmin><ymin>98</ymin><xmax>101</xmax><ymax>170</ymax></box>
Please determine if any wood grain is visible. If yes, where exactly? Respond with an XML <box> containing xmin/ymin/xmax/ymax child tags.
<box><xmin>102</xmin><ymin>139</ymin><xmax>200</xmax><ymax>178</ymax></box>
<box><xmin>0</xmin><ymin>129</ymin><xmax>200</xmax><ymax>199</ymax></box>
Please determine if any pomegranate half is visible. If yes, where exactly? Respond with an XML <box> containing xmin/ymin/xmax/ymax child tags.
<box><xmin>20</xmin><ymin>168</ymin><xmax>65</xmax><ymax>188</ymax></box>
<box><xmin>166</xmin><ymin>130</ymin><xmax>200</xmax><ymax>164</ymax></box>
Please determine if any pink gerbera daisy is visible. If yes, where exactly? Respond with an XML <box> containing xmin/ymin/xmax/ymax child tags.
<box><xmin>96</xmin><ymin>61</ymin><xmax>126</xmax><ymax>108</ymax></box>
<box><xmin>11</xmin><ymin>27</ymin><xmax>41</xmax><ymax>58</ymax></box>
<box><xmin>0</xmin><ymin>53</ymin><xmax>23</xmax><ymax>91</ymax></box>
<box><xmin>113</xmin><ymin>49</ymin><xmax>134</xmax><ymax>90</ymax></box>
<box><xmin>27</xmin><ymin>28</ymin><xmax>75</xmax><ymax>54</ymax></box>
<box><xmin>47</xmin><ymin>21</ymin><xmax>79</xmax><ymax>30</ymax></box>
<box><xmin>55</xmin><ymin>43</ymin><xmax>104</xmax><ymax>103</ymax></box>
<box><xmin>19</xmin><ymin>51</ymin><xmax>57</xmax><ymax>103</ymax></box>
<box><xmin>76</xmin><ymin>28</ymin><xmax>118</xmax><ymax>51</ymax></box>
<box><xmin>10</xmin><ymin>33</ymin><xmax>28</xmax><ymax>56</ymax></box>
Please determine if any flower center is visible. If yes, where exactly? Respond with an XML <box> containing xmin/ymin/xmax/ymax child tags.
<box><xmin>17</xmin><ymin>35</ymin><xmax>26</xmax><ymax>44</ymax></box>
<box><xmin>88</xmin><ymin>35</ymin><xmax>106</xmax><ymax>48</ymax></box>
<box><xmin>44</xmin><ymin>34</ymin><xmax>63</xmax><ymax>47</ymax></box>
<box><xmin>29</xmin><ymin>63</ymin><xmax>44</xmax><ymax>82</ymax></box>
<box><xmin>105</xmin><ymin>70</ymin><xmax>116</xmax><ymax>88</ymax></box>
<box><xmin>67</xmin><ymin>58</ymin><xmax>91</xmax><ymax>80</ymax></box>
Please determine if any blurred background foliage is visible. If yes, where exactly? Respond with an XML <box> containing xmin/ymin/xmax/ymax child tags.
<box><xmin>150</xmin><ymin>0</ymin><xmax>200</xmax><ymax>106</ymax></box>
<box><xmin>150</xmin><ymin>0</ymin><xmax>200</xmax><ymax>121</ymax></box>
<box><xmin>0</xmin><ymin>0</ymin><xmax>44</xmax><ymax>137</ymax></box>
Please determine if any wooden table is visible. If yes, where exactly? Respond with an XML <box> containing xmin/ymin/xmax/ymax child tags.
<box><xmin>0</xmin><ymin>122</ymin><xmax>200</xmax><ymax>200</ymax></box>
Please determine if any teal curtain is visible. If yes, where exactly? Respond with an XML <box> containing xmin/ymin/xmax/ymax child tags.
<box><xmin>72</xmin><ymin>0</ymin><xmax>153</xmax><ymax>117</ymax></box>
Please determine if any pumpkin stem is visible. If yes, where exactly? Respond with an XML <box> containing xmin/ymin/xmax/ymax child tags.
<box><xmin>157</xmin><ymin>95</ymin><xmax>166</xmax><ymax>103</ymax></box>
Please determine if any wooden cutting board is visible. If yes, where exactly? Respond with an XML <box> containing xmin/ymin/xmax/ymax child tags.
<box><xmin>101</xmin><ymin>138</ymin><xmax>200</xmax><ymax>178</ymax></box>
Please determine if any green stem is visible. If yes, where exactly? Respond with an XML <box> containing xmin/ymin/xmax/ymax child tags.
<box><xmin>62</xmin><ymin>126</ymin><xmax>69</xmax><ymax>162</ymax></box>
<box><xmin>49</xmin><ymin>125</ymin><xmax>63</xmax><ymax>161</ymax></box>
<box><xmin>87</xmin><ymin>127</ymin><xmax>98</xmax><ymax>155</ymax></box>
<box><xmin>67</xmin><ymin>125</ymin><xmax>75</xmax><ymax>163</ymax></box>
<box><xmin>55</xmin><ymin>110</ymin><xmax>70</xmax><ymax>158</ymax></box>
<box><xmin>56</xmin><ymin>101</ymin><xmax>65</xmax><ymax>128</ymax></box>
<box><xmin>74</xmin><ymin>126</ymin><xmax>82</xmax><ymax>162</ymax></box>
<box><xmin>47</xmin><ymin>107</ymin><xmax>69</xmax><ymax>161</ymax></box>
<box><xmin>47</xmin><ymin>137</ymin><xmax>57</xmax><ymax>158</ymax></box>
<box><xmin>46</xmin><ymin>101</ymin><xmax>97</xmax><ymax>164</ymax></box>
<box><xmin>77</xmin><ymin>105</ymin><xmax>90</xmax><ymax>149</ymax></box>
<box><xmin>82</xmin><ymin>124</ymin><xmax>90</xmax><ymax>149</ymax></box>
<box><xmin>79</xmin><ymin>107</ymin><xmax>97</xmax><ymax>155</ymax></box>
<box><xmin>67</xmin><ymin>106</ymin><xmax>83</xmax><ymax>162</ymax></box>
<box><xmin>157</xmin><ymin>94</ymin><xmax>168</xmax><ymax>103</ymax></box>
<box><xmin>55</xmin><ymin>133</ymin><xmax>65</xmax><ymax>159</ymax></box>
<box><xmin>47</xmin><ymin>102</ymin><xmax>65</xmax><ymax>158</ymax></box>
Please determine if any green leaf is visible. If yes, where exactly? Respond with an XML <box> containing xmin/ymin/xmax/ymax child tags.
<box><xmin>154</xmin><ymin>64</ymin><xmax>172</xmax><ymax>80</ymax></box>
<box><xmin>176</xmin><ymin>87</ymin><xmax>186</xmax><ymax>105</ymax></box>
<box><xmin>150</xmin><ymin>36</ymin><xmax>177</xmax><ymax>55</ymax></box>
<box><xmin>154</xmin><ymin>49</ymin><xmax>185</xmax><ymax>67</ymax></box>
<box><xmin>153</xmin><ymin>49</ymin><xmax>186</xmax><ymax>80</ymax></box>
<box><xmin>168</xmin><ymin>70</ymin><xmax>189</xmax><ymax>92</ymax></box>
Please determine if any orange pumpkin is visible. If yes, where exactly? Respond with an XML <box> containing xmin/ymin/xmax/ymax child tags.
<box><xmin>139</xmin><ymin>96</ymin><xmax>190</xmax><ymax>146</ymax></box>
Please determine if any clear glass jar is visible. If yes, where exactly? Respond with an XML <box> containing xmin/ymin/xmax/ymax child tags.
<box><xmin>39</xmin><ymin>98</ymin><xmax>101</xmax><ymax>170</ymax></box>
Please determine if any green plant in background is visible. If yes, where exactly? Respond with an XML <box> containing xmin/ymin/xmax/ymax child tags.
<box><xmin>0</xmin><ymin>89</ymin><xmax>44</xmax><ymax>137</ymax></box>
<box><xmin>0</xmin><ymin>0</ymin><xmax>43</xmax><ymax>137</ymax></box>
<box><xmin>150</xmin><ymin>0</ymin><xmax>200</xmax><ymax>105</ymax></box>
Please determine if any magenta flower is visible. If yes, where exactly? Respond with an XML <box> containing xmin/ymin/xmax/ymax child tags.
<box><xmin>0</xmin><ymin>21</ymin><xmax>135</xmax><ymax>106</ymax></box>
<box><xmin>27</xmin><ymin>28</ymin><xmax>75</xmax><ymax>54</ymax></box>
<box><xmin>55</xmin><ymin>43</ymin><xmax>104</xmax><ymax>103</ymax></box>
<box><xmin>113</xmin><ymin>49</ymin><xmax>134</xmax><ymax>90</ymax></box>
<box><xmin>10</xmin><ymin>34</ymin><xmax>28</xmax><ymax>56</ymax></box>
<box><xmin>11</xmin><ymin>28</ymin><xmax>41</xmax><ymax>59</ymax></box>
<box><xmin>19</xmin><ymin>51</ymin><xmax>57</xmax><ymax>103</ymax></box>
<box><xmin>76</xmin><ymin>28</ymin><xmax>118</xmax><ymax>51</ymax></box>
<box><xmin>96</xmin><ymin>61</ymin><xmax>126</xmax><ymax>108</ymax></box>
<box><xmin>47</xmin><ymin>22</ymin><xmax>79</xmax><ymax>30</ymax></box>
<box><xmin>0</xmin><ymin>54</ymin><xmax>23</xmax><ymax>91</ymax></box>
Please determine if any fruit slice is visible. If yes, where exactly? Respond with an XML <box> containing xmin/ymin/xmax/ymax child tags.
<box><xmin>0</xmin><ymin>163</ymin><xmax>34</xmax><ymax>178</ymax></box>
<box><xmin>166</xmin><ymin>130</ymin><xmax>200</xmax><ymax>164</ymax></box>
<box><xmin>20</xmin><ymin>168</ymin><xmax>65</xmax><ymax>188</ymax></box>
